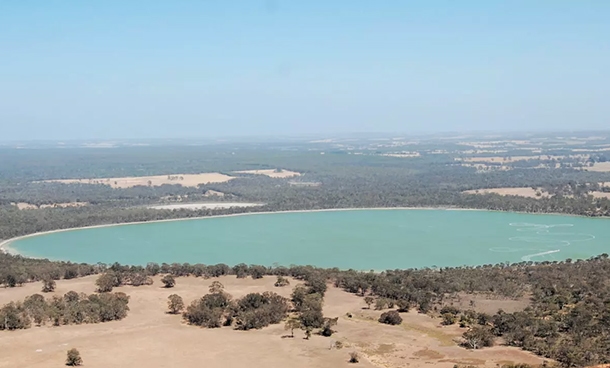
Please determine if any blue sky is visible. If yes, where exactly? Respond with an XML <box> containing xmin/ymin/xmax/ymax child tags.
<box><xmin>1</xmin><ymin>1</ymin><xmax>609</xmax><ymax>140</ymax></box>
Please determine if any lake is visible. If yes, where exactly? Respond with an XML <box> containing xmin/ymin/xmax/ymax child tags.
<box><xmin>7</xmin><ymin>209</ymin><xmax>610</xmax><ymax>269</ymax></box>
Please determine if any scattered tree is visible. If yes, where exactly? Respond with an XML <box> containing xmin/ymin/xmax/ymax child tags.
<box><xmin>161</xmin><ymin>275</ymin><xmax>175</xmax><ymax>288</ymax></box>
<box><xmin>167</xmin><ymin>294</ymin><xmax>184</xmax><ymax>314</ymax></box>
<box><xmin>364</xmin><ymin>296</ymin><xmax>374</xmax><ymax>309</ymax></box>
<box><xmin>284</xmin><ymin>316</ymin><xmax>301</xmax><ymax>337</ymax></box>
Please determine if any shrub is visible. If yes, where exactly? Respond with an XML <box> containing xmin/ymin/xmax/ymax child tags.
<box><xmin>66</xmin><ymin>348</ymin><xmax>82</xmax><ymax>366</ymax></box>
<box><xmin>274</xmin><ymin>276</ymin><xmax>290</xmax><ymax>287</ymax></box>
<box><xmin>375</xmin><ymin>298</ymin><xmax>388</xmax><ymax>310</ymax></box>
<box><xmin>320</xmin><ymin>317</ymin><xmax>338</xmax><ymax>337</ymax></box>
<box><xmin>440</xmin><ymin>305</ymin><xmax>460</xmax><ymax>316</ymax></box>
<box><xmin>396</xmin><ymin>300</ymin><xmax>410</xmax><ymax>313</ymax></box>
<box><xmin>379</xmin><ymin>310</ymin><xmax>402</xmax><ymax>325</ymax></box>
<box><xmin>349</xmin><ymin>352</ymin><xmax>359</xmax><ymax>363</ymax></box>
<box><xmin>161</xmin><ymin>275</ymin><xmax>175</xmax><ymax>288</ymax></box>
<box><xmin>442</xmin><ymin>313</ymin><xmax>457</xmax><ymax>325</ymax></box>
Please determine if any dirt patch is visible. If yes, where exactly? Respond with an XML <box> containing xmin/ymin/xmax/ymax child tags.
<box><xmin>234</xmin><ymin>169</ymin><xmax>301</xmax><ymax>178</ymax></box>
<box><xmin>0</xmin><ymin>277</ymin><xmax>547</xmax><ymax>368</ymax></box>
<box><xmin>463</xmin><ymin>188</ymin><xmax>548</xmax><ymax>199</ymax></box>
<box><xmin>41</xmin><ymin>173</ymin><xmax>234</xmax><ymax>188</ymax></box>
<box><xmin>414</xmin><ymin>348</ymin><xmax>445</xmax><ymax>359</ymax></box>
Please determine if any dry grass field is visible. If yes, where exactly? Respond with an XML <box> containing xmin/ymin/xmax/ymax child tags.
<box><xmin>12</xmin><ymin>202</ymin><xmax>89</xmax><ymax>210</ymax></box>
<box><xmin>463</xmin><ymin>188</ymin><xmax>548</xmax><ymax>199</ymax></box>
<box><xmin>234</xmin><ymin>169</ymin><xmax>301</xmax><ymax>178</ymax></box>
<box><xmin>0</xmin><ymin>276</ymin><xmax>546</xmax><ymax>368</ymax></box>
<box><xmin>42</xmin><ymin>173</ymin><xmax>234</xmax><ymax>188</ymax></box>
<box><xmin>586</xmin><ymin>162</ymin><xmax>610</xmax><ymax>172</ymax></box>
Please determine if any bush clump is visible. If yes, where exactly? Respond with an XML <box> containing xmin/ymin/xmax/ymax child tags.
<box><xmin>378</xmin><ymin>310</ymin><xmax>403</xmax><ymax>325</ymax></box>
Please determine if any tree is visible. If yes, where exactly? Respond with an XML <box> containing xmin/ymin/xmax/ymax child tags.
<box><xmin>42</xmin><ymin>277</ymin><xmax>56</xmax><ymax>293</ymax></box>
<box><xmin>161</xmin><ymin>275</ymin><xmax>175</xmax><ymax>288</ymax></box>
<box><xmin>167</xmin><ymin>294</ymin><xmax>184</xmax><ymax>314</ymax></box>
<box><xmin>66</xmin><ymin>348</ymin><xmax>82</xmax><ymax>366</ymax></box>
<box><xmin>364</xmin><ymin>296</ymin><xmax>374</xmax><ymax>309</ymax></box>
<box><xmin>284</xmin><ymin>316</ymin><xmax>301</xmax><ymax>337</ymax></box>
<box><xmin>462</xmin><ymin>326</ymin><xmax>495</xmax><ymax>350</ymax></box>
<box><xmin>379</xmin><ymin>310</ymin><xmax>402</xmax><ymax>325</ymax></box>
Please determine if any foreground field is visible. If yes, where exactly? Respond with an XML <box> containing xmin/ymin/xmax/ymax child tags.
<box><xmin>0</xmin><ymin>276</ymin><xmax>545</xmax><ymax>368</ymax></box>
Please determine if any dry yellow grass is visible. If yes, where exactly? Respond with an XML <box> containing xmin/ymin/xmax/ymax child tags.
<box><xmin>586</xmin><ymin>162</ymin><xmax>610</xmax><ymax>172</ymax></box>
<box><xmin>12</xmin><ymin>202</ymin><xmax>88</xmax><ymax>210</ymax></box>
<box><xmin>463</xmin><ymin>188</ymin><xmax>548</xmax><ymax>199</ymax></box>
<box><xmin>234</xmin><ymin>169</ymin><xmax>301</xmax><ymax>178</ymax></box>
<box><xmin>0</xmin><ymin>276</ymin><xmax>546</xmax><ymax>368</ymax></box>
<box><xmin>458</xmin><ymin>154</ymin><xmax>588</xmax><ymax>163</ymax></box>
<box><xmin>42</xmin><ymin>173</ymin><xmax>234</xmax><ymax>188</ymax></box>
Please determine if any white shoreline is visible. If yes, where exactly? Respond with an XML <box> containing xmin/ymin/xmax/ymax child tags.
<box><xmin>1</xmin><ymin>206</ymin><xmax>608</xmax><ymax>257</ymax></box>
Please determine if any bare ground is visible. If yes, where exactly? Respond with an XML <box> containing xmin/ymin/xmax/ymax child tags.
<box><xmin>0</xmin><ymin>276</ymin><xmax>546</xmax><ymax>368</ymax></box>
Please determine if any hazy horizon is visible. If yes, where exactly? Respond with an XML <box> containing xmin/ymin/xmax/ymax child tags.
<box><xmin>1</xmin><ymin>1</ymin><xmax>609</xmax><ymax>141</ymax></box>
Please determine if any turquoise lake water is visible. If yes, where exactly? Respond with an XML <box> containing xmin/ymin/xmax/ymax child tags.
<box><xmin>8</xmin><ymin>209</ymin><xmax>610</xmax><ymax>269</ymax></box>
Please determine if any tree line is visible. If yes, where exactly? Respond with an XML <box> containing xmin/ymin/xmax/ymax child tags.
<box><xmin>0</xmin><ymin>291</ymin><xmax>129</xmax><ymax>330</ymax></box>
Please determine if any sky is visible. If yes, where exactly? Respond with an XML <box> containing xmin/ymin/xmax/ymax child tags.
<box><xmin>0</xmin><ymin>1</ymin><xmax>609</xmax><ymax>140</ymax></box>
